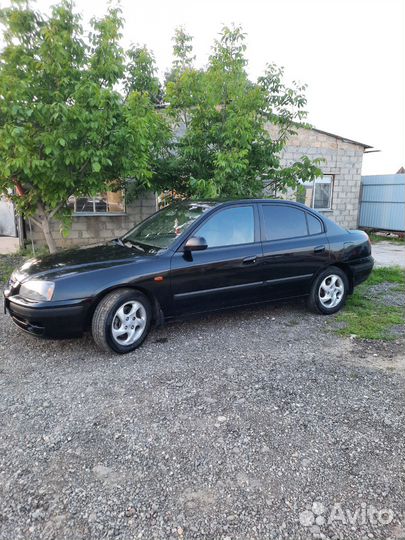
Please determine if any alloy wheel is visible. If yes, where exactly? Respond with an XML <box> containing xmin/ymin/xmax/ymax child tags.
<box><xmin>111</xmin><ymin>300</ymin><xmax>146</xmax><ymax>346</ymax></box>
<box><xmin>318</xmin><ymin>274</ymin><xmax>345</xmax><ymax>309</ymax></box>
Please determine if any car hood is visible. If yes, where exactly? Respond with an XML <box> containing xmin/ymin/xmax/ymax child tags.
<box><xmin>13</xmin><ymin>243</ymin><xmax>152</xmax><ymax>282</ymax></box>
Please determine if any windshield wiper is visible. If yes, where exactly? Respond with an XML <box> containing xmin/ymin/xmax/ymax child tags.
<box><xmin>111</xmin><ymin>237</ymin><xmax>125</xmax><ymax>247</ymax></box>
<box><xmin>123</xmin><ymin>239</ymin><xmax>145</xmax><ymax>252</ymax></box>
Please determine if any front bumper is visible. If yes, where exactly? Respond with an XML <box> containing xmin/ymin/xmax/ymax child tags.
<box><xmin>4</xmin><ymin>294</ymin><xmax>88</xmax><ymax>338</ymax></box>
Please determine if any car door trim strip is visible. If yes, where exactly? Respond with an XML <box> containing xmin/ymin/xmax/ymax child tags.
<box><xmin>265</xmin><ymin>273</ymin><xmax>313</xmax><ymax>285</ymax></box>
<box><xmin>174</xmin><ymin>281</ymin><xmax>263</xmax><ymax>299</ymax></box>
<box><xmin>174</xmin><ymin>273</ymin><xmax>314</xmax><ymax>299</ymax></box>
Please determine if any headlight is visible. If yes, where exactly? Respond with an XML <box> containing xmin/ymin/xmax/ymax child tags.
<box><xmin>19</xmin><ymin>280</ymin><xmax>55</xmax><ymax>302</ymax></box>
<box><xmin>8</xmin><ymin>272</ymin><xmax>18</xmax><ymax>288</ymax></box>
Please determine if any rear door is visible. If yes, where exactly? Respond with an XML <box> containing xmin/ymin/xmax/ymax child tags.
<box><xmin>170</xmin><ymin>204</ymin><xmax>264</xmax><ymax>314</ymax></box>
<box><xmin>259</xmin><ymin>203</ymin><xmax>330</xmax><ymax>299</ymax></box>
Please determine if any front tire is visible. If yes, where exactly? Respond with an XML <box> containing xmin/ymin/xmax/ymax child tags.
<box><xmin>92</xmin><ymin>289</ymin><xmax>152</xmax><ymax>353</ymax></box>
<box><xmin>307</xmin><ymin>266</ymin><xmax>349</xmax><ymax>315</ymax></box>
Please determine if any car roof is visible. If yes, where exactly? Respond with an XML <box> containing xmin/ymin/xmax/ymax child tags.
<box><xmin>179</xmin><ymin>198</ymin><xmax>313</xmax><ymax>212</ymax></box>
<box><xmin>177</xmin><ymin>198</ymin><xmax>343</xmax><ymax>230</ymax></box>
<box><xmin>166</xmin><ymin>197</ymin><xmax>346</xmax><ymax>253</ymax></box>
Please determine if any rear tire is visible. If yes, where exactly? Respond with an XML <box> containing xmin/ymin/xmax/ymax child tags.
<box><xmin>92</xmin><ymin>289</ymin><xmax>152</xmax><ymax>353</ymax></box>
<box><xmin>307</xmin><ymin>266</ymin><xmax>349</xmax><ymax>315</ymax></box>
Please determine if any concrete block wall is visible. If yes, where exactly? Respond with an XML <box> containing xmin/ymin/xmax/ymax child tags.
<box><xmin>27</xmin><ymin>192</ymin><xmax>157</xmax><ymax>249</ymax></box>
<box><xmin>267</xmin><ymin>125</ymin><xmax>365</xmax><ymax>229</ymax></box>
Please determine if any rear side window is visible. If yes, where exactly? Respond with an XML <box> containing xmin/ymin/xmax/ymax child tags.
<box><xmin>261</xmin><ymin>205</ymin><xmax>308</xmax><ymax>241</ymax></box>
<box><xmin>306</xmin><ymin>213</ymin><xmax>323</xmax><ymax>235</ymax></box>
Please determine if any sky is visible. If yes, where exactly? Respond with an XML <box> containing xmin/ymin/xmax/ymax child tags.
<box><xmin>4</xmin><ymin>0</ymin><xmax>405</xmax><ymax>174</ymax></box>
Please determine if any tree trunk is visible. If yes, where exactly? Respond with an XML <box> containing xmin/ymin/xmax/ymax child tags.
<box><xmin>37</xmin><ymin>203</ymin><xmax>57</xmax><ymax>254</ymax></box>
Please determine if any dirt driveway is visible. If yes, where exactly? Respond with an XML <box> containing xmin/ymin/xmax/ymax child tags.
<box><xmin>0</xmin><ymin>299</ymin><xmax>404</xmax><ymax>540</ymax></box>
<box><xmin>372</xmin><ymin>241</ymin><xmax>405</xmax><ymax>269</ymax></box>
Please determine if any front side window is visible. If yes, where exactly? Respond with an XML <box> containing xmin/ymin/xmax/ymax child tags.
<box><xmin>68</xmin><ymin>191</ymin><xmax>125</xmax><ymax>214</ymax></box>
<box><xmin>262</xmin><ymin>205</ymin><xmax>308</xmax><ymax>241</ymax></box>
<box><xmin>297</xmin><ymin>175</ymin><xmax>334</xmax><ymax>210</ymax></box>
<box><xmin>196</xmin><ymin>206</ymin><xmax>255</xmax><ymax>248</ymax></box>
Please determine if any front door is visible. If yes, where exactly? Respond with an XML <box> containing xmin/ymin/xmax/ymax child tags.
<box><xmin>259</xmin><ymin>203</ymin><xmax>330</xmax><ymax>299</ymax></box>
<box><xmin>170</xmin><ymin>204</ymin><xmax>264</xmax><ymax>314</ymax></box>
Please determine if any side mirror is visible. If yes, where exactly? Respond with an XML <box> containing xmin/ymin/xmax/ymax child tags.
<box><xmin>184</xmin><ymin>236</ymin><xmax>208</xmax><ymax>251</ymax></box>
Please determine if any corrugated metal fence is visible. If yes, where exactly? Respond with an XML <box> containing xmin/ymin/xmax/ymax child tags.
<box><xmin>359</xmin><ymin>174</ymin><xmax>405</xmax><ymax>232</ymax></box>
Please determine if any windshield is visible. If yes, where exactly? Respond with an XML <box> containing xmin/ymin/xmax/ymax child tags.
<box><xmin>122</xmin><ymin>202</ymin><xmax>214</xmax><ymax>252</ymax></box>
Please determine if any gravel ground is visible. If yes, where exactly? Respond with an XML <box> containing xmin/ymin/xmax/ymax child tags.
<box><xmin>0</xmin><ymin>298</ymin><xmax>404</xmax><ymax>540</ymax></box>
<box><xmin>365</xmin><ymin>283</ymin><xmax>405</xmax><ymax>308</ymax></box>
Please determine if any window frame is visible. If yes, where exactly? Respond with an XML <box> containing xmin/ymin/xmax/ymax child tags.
<box><xmin>305</xmin><ymin>212</ymin><xmax>324</xmax><ymax>236</ymax></box>
<box><xmin>306</xmin><ymin>175</ymin><xmax>334</xmax><ymax>211</ymax></box>
<box><xmin>68</xmin><ymin>191</ymin><xmax>127</xmax><ymax>216</ymax></box>
<box><xmin>259</xmin><ymin>203</ymin><xmax>325</xmax><ymax>242</ymax></box>
<box><xmin>181</xmin><ymin>203</ymin><xmax>260</xmax><ymax>251</ymax></box>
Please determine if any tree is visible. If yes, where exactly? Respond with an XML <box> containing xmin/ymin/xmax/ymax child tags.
<box><xmin>164</xmin><ymin>25</ymin><xmax>322</xmax><ymax>199</ymax></box>
<box><xmin>126</xmin><ymin>45</ymin><xmax>162</xmax><ymax>104</ymax></box>
<box><xmin>0</xmin><ymin>1</ymin><xmax>167</xmax><ymax>252</ymax></box>
<box><xmin>164</xmin><ymin>26</ymin><xmax>195</xmax><ymax>84</ymax></box>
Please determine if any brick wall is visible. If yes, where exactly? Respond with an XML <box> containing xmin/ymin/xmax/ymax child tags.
<box><xmin>27</xmin><ymin>192</ymin><xmax>157</xmax><ymax>249</ymax></box>
<box><xmin>267</xmin><ymin>125</ymin><xmax>365</xmax><ymax>229</ymax></box>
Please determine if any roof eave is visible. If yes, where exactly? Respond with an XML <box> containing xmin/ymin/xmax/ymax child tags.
<box><xmin>310</xmin><ymin>127</ymin><xmax>373</xmax><ymax>149</ymax></box>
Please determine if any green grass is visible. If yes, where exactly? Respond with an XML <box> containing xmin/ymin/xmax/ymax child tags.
<box><xmin>19</xmin><ymin>246</ymin><xmax>49</xmax><ymax>258</ymax></box>
<box><xmin>0</xmin><ymin>255</ymin><xmax>21</xmax><ymax>285</ymax></box>
<box><xmin>368</xmin><ymin>232</ymin><xmax>404</xmax><ymax>245</ymax></box>
<box><xmin>365</xmin><ymin>266</ymin><xmax>405</xmax><ymax>286</ymax></box>
<box><xmin>336</xmin><ymin>294</ymin><xmax>404</xmax><ymax>340</ymax></box>
<box><xmin>336</xmin><ymin>266</ymin><xmax>405</xmax><ymax>340</ymax></box>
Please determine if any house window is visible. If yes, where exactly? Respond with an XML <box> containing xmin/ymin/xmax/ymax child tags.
<box><xmin>158</xmin><ymin>190</ymin><xmax>186</xmax><ymax>209</ymax></box>
<box><xmin>298</xmin><ymin>175</ymin><xmax>334</xmax><ymax>210</ymax></box>
<box><xmin>68</xmin><ymin>191</ymin><xmax>125</xmax><ymax>215</ymax></box>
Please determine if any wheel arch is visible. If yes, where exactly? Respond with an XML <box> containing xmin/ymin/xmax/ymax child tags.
<box><xmin>85</xmin><ymin>285</ymin><xmax>164</xmax><ymax>329</ymax></box>
<box><xmin>330</xmin><ymin>262</ymin><xmax>354</xmax><ymax>294</ymax></box>
<box><xmin>311</xmin><ymin>262</ymin><xmax>354</xmax><ymax>294</ymax></box>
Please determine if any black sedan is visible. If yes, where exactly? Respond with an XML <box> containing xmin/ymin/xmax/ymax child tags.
<box><xmin>4</xmin><ymin>200</ymin><xmax>374</xmax><ymax>353</ymax></box>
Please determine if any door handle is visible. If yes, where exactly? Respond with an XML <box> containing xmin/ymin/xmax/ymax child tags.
<box><xmin>314</xmin><ymin>245</ymin><xmax>326</xmax><ymax>253</ymax></box>
<box><xmin>242</xmin><ymin>256</ymin><xmax>257</xmax><ymax>265</ymax></box>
